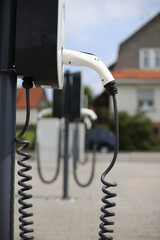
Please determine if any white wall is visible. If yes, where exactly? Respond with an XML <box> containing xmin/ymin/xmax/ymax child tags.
<box><xmin>110</xmin><ymin>79</ymin><xmax>160</xmax><ymax>123</ymax></box>
<box><xmin>148</xmin><ymin>86</ymin><xmax>160</xmax><ymax>122</ymax></box>
<box><xmin>116</xmin><ymin>85</ymin><xmax>137</xmax><ymax>115</ymax></box>
<box><xmin>16</xmin><ymin>109</ymin><xmax>38</xmax><ymax>126</ymax></box>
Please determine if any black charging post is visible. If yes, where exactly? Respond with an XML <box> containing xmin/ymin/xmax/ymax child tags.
<box><xmin>0</xmin><ymin>0</ymin><xmax>17</xmax><ymax>239</ymax></box>
<box><xmin>63</xmin><ymin>71</ymin><xmax>71</xmax><ymax>199</ymax></box>
<box><xmin>51</xmin><ymin>70</ymin><xmax>96</xmax><ymax>198</ymax></box>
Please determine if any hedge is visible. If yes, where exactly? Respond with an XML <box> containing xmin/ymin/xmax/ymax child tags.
<box><xmin>109</xmin><ymin>111</ymin><xmax>160</xmax><ymax>151</ymax></box>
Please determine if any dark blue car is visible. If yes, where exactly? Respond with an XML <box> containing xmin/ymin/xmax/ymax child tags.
<box><xmin>85</xmin><ymin>128</ymin><xmax>115</xmax><ymax>153</ymax></box>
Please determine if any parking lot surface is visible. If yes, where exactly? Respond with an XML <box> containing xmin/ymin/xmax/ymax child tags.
<box><xmin>14</xmin><ymin>152</ymin><xmax>160</xmax><ymax>240</ymax></box>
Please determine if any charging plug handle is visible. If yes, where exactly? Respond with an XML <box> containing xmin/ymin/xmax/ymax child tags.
<box><xmin>62</xmin><ymin>49</ymin><xmax>118</xmax><ymax>95</ymax></box>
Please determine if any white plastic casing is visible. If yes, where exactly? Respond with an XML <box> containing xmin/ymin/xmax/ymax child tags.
<box><xmin>81</xmin><ymin>108</ymin><xmax>97</xmax><ymax>129</ymax></box>
<box><xmin>57</xmin><ymin>0</ymin><xmax>65</xmax><ymax>89</ymax></box>
<box><xmin>62</xmin><ymin>49</ymin><xmax>115</xmax><ymax>87</ymax></box>
<box><xmin>81</xmin><ymin>108</ymin><xmax>98</xmax><ymax>120</ymax></box>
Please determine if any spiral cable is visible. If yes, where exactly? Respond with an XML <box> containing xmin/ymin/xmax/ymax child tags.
<box><xmin>72</xmin><ymin>120</ymin><xmax>96</xmax><ymax>187</ymax></box>
<box><xmin>15</xmin><ymin>80</ymin><xmax>34</xmax><ymax>240</ymax></box>
<box><xmin>98</xmin><ymin>94</ymin><xmax>119</xmax><ymax>240</ymax></box>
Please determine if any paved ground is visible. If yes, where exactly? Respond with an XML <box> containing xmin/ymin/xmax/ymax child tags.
<box><xmin>14</xmin><ymin>152</ymin><xmax>160</xmax><ymax>240</ymax></box>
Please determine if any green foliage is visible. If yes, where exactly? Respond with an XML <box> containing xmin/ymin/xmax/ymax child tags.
<box><xmin>109</xmin><ymin>111</ymin><xmax>159</xmax><ymax>151</ymax></box>
<box><xmin>16</xmin><ymin>129</ymin><xmax>36</xmax><ymax>150</ymax></box>
<box><xmin>42</xmin><ymin>113</ymin><xmax>52</xmax><ymax>118</ymax></box>
<box><xmin>84</xmin><ymin>85</ymin><xmax>94</xmax><ymax>107</ymax></box>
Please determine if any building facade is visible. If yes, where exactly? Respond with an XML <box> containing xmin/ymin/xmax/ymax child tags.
<box><xmin>109</xmin><ymin>13</ymin><xmax>160</xmax><ymax>137</ymax></box>
<box><xmin>112</xmin><ymin>13</ymin><xmax>160</xmax><ymax>70</ymax></box>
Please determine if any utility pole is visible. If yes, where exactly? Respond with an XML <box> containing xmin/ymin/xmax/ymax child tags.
<box><xmin>0</xmin><ymin>0</ymin><xmax>17</xmax><ymax>239</ymax></box>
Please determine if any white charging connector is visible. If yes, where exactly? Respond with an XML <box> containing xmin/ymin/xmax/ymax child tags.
<box><xmin>62</xmin><ymin>49</ymin><xmax>115</xmax><ymax>87</ymax></box>
<box><xmin>81</xmin><ymin>108</ymin><xmax>98</xmax><ymax>121</ymax></box>
<box><xmin>81</xmin><ymin>108</ymin><xmax>98</xmax><ymax>129</ymax></box>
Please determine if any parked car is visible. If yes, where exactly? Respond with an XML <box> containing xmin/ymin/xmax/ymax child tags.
<box><xmin>85</xmin><ymin>128</ymin><xmax>115</xmax><ymax>153</ymax></box>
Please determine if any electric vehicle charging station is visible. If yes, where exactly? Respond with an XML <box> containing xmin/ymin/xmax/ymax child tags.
<box><xmin>0</xmin><ymin>0</ymin><xmax>119</xmax><ymax>239</ymax></box>
<box><xmin>36</xmin><ymin>70</ymin><xmax>97</xmax><ymax>196</ymax></box>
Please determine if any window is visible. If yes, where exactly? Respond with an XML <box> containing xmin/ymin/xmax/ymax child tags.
<box><xmin>155</xmin><ymin>49</ymin><xmax>160</xmax><ymax>68</ymax></box>
<box><xmin>139</xmin><ymin>48</ymin><xmax>160</xmax><ymax>69</ymax></box>
<box><xmin>143</xmin><ymin>49</ymin><xmax>150</xmax><ymax>68</ymax></box>
<box><xmin>138</xmin><ymin>90</ymin><xmax>154</xmax><ymax>111</ymax></box>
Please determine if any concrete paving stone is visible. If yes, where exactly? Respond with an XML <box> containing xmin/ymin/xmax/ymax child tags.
<box><xmin>14</xmin><ymin>152</ymin><xmax>160</xmax><ymax>240</ymax></box>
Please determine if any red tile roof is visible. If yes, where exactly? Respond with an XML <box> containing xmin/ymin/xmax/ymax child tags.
<box><xmin>17</xmin><ymin>87</ymin><xmax>45</xmax><ymax>109</ymax></box>
<box><xmin>111</xmin><ymin>69</ymin><xmax>160</xmax><ymax>79</ymax></box>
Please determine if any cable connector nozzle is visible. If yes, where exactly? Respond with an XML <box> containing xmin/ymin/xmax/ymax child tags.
<box><xmin>23</xmin><ymin>77</ymin><xmax>33</xmax><ymax>89</ymax></box>
<box><xmin>62</xmin><ymin>49</ymin><xmax>115</xmax><ymax>86</ymax></box>
<box><xmin>104</xmin><ymin>80</ymin><xmax>118</xmax><ymax>95</ymax></box>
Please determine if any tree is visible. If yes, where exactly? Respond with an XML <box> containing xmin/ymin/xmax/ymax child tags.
<box><xmin>84</xmin><ymin>85</ymin><xmax>95</xmax><ymax>107</ymax></box>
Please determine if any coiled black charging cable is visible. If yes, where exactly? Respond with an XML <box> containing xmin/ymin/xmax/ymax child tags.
<box><xmin>98</xmin><ymin>81</ymin><xmax>119</xmax><ymax>240</ymax></box>
<box><xmin>15</xmin><ymin>78</ymin><xmax>118</xmax><ymax>240</ymax></box>
<box><xmin>72</xmin><ymin>120</ymin><xmax>97</xmax><ymax>187</ymax></box>
<box><xmin>15</xmin><ymin>79</ymin><xmax>34</xmax><ymax>240</ymax></box>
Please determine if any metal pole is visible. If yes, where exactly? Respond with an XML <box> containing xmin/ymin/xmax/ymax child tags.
<box><xmin>0</xmin><ymin>0</ymin><xmax>17</xmax><ymax>239</ymax></box>
<box><xmin>62</xmin><ymin>71</ymin><xmax>71</xmax><ymax>199</ymax></box>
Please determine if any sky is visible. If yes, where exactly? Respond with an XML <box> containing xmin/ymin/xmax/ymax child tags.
<box><xmin>18</xmin><ymin>0</ymin><xmax>160</xmax><ymax>100</ymax></box>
